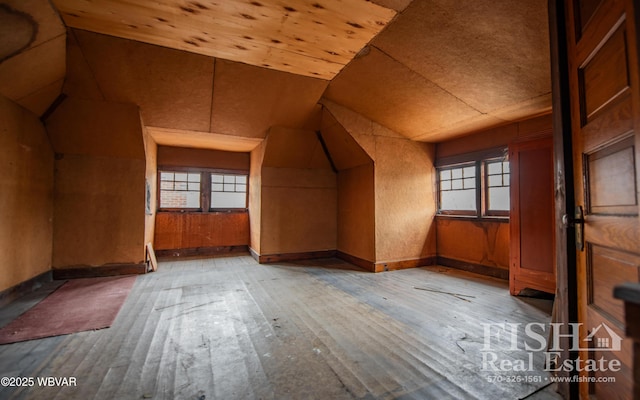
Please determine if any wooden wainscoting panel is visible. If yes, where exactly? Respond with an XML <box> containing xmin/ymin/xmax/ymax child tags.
<box><xmin>154</xmin><ymin>212</ymin><xmax>249</xmax><ymax>251</ymax></box>
<box><xmin>154</xmin><ymin>213</ymin><xmax>184</xmax><ymax>250</ymax></box>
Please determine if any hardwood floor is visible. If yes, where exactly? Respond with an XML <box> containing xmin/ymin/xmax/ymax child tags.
<box><xmin>0</xmin><ymin>255</ymin><xmax>562</xmax><ymax>399</ymax></box>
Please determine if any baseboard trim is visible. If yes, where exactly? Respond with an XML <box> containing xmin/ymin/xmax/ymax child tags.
<box><xmin>256</xmin><ymin>250</ymin><xmax>337</xmax><ymax>264</ymax></box>
<box><xmin>336</xmin><ymin>251</ymin><xmax>375</xmax><ymax>272</ymax></box>
<box><xmin>248</xmin><ymin>247</ymin><xmax>260</xmax><ymax>262</ymax></box>
<box><xmin>336</xmin><ymin>252</ymin><xmax>436</xmax><ymax>273</ymax></box>
<box><xmin>52</xmin><ymin>263</ymin><xmax>147</xmax><ymax>280</ymax></box>
<box><xmin>155</xmin><ymin>245</ymin><xmax>249</xmax><ymax>259</ymax></box>
<box><xmin>437</xmin><ymin>257</ymin><xmax>509</xmax><ymax>280</ymax></box>
<box><xmin>374</xmin><ymin>256</ymin><xmax>436</xmax><ymax>273</ymax></box>
<box><xmin>0</xmin><ymin>270</ymin><xmax>53</xmax><ymax>308</ymax></box>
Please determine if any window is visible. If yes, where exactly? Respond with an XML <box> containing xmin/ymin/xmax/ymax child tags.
<box><xmin>438</xmin><ymin>164</ymin><xmax>477</xmax><ymax>213</ymax></box>
<box><xmin>159</xmin><ymin>171</ymin><xmax>201</xmax><ymax>209</ymax></box>
<box><xmin>437</xmin><ymin>149</ymin><xmax>509</xmax><ymax>219</ymax></box>
<box><xmin>485</xmin><ymin>159</ymin><xmax>510</xmax><ymax>215</ymax></box>
<box><xmin>158</xmin><ymin>169</ymin><xmax>248</xmax><ymax>212</ymax></box>
<box><xmin>211</xmin><ymin>174</ymin><xmax>247</xmax><ymax>209</ymax></box>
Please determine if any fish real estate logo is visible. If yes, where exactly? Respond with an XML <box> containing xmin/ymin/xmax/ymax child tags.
<box><xmin>480</xmin><ymin>322</ymin><xmax>623</xmax><ymax>373</ymax></box>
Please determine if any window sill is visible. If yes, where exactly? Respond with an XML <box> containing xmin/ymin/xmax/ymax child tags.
<box><xmin>157</xmin><ymin>209</ymin><xmax>248</xmax><ymax>214</ymax></box>
<box><xmin>435</xmin><ymin>214</ymin><xmax>510</xmax><ymax>223</ymax></box>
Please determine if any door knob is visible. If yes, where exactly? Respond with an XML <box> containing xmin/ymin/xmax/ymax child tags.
<box><xmin>562</xmin><ymin>213</ymin><xmax>584</xmax><ymax>227</ymax></box>
<box><xmin>562</xmin><ymin>206</ymin><xmax>585</xmax><ymax>251</ymax></box>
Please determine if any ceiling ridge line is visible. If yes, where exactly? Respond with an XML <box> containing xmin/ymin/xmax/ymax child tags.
<box><xmin>71</xmin><ymin>29</ymin><xmax>106</xmax><ymax>101</ymax></box>
<box><xmin>370</xmin><ymin>44</ymin><xmax>486</xmax><ymax>116</ymax></box>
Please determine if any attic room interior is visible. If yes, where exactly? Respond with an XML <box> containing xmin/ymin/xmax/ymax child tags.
<box><xmin>1</xmin><ymin>0</ymin><xmax>639</xmax><ymax>399</ymax></box>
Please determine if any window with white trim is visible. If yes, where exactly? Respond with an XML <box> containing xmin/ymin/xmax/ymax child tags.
<box><xmin>159</xmin><ymin>171</ymin><xmax>201</xmax><ymax>209</ymax></box>
<box><xmin>210</xmin><ymin>173</ymin><xmax>248</xmax><ymax>209</ymax></box>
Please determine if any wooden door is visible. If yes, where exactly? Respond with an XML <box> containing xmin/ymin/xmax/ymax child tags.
<box><xmin>509</xmin><ymin>137</ymin><xmax>556</xmax><ymax>295</ymax></box>
<box><xmin>565</xmin><ymin>0</ymin><xmax>640</xmax><ymax>398</ymax></box>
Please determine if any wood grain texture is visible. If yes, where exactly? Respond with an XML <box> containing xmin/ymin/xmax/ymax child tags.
<box><xmin>52</xmin><ymin>154</ymin><xmax>146</xmax><ymax>269</ymax></box>
<box><xmin>71</xmin><ymin>29</ymin><xmax>214</xmax><ymax>132</ymax></box>
<box><xmin>588</xmin><ymin>245</ymin><xmax>639</xmax><ymax>326</ymax></box>
<box><xmin>157</xmin><ymin>145</ymin><xmax>250</xmax><ymax>171</ymax></box>
<box><xmin>0</xmin><ymin>33</ymin><xmax>65</xmax><ymax>105</ymax></box>
<box><xmin>510</xmin><ymin>137</ymin><xmax>556</xmax><ymax>295</ymax></box>
<box><xmin>0</xmin><ymin>96</ymin><xmax>54</xmax><ymax>293</ymax></box>
<box><xmin>584</xmin><ymin>215</ymin><xmax>640</xmax><ymax>254</ymax></box>
<box><xmin>154</xmin><ymin>212</ymin><xmax>249</xmax><ymax>250</ymax></box>
<box><xmin>321</xmin><ymin>109</ymin><xmax>372</xmax><ymax>171</ymax></box>
<box><xmin>435</xmin><ymin>218</ymin><xmax>510</xmax><ymax>271</ymax></box>
<box><xmin>587</xmin><ymin>136</ymin><xmax>637</xmax><ymax>214</ymax></box>
<box><xmin>325</xmin><ymin>46</ymin><xmax>481</xmax><ymax>140</ymax></box>
<box><xmin>372</xmin><ymin>0</ymin><xmax>551</xmax><ymax>114</ymax></box>
<box><xmin>580</xmin><ymin>24</ymin><xmax>629</xmax><ymax>122</ymax></box>
<box><xmin>52</xmin><ymin>0</ymin><xmax>395</xmax><ymax>79</ymax></box>
<box><xmin>0</xmin><ymin>0</ymin><xmax>66</xmax><ymax>115</ymax></box>
<box><xmin>437</xmin><ymin>257</ymin><xmax>509</xmax><ymax>280</ymax></box>
<box><xmin>148</xmin><ymin>127</ymin><xmax>263</xmax><ymax>153</ymax></box>
<box><xmin>337</xmin><ymin>164</ymin><xmax>375</xmax><ymax>263</ymax></box>
<box><xmin>210</xmin><ymin>60</ymin><xmax>328</xmax><ymax>138</ymax></box>
<box><xmin>52</xmin><ymin>264</ymin><xmax>146</xmax><ymax>279</ymax></box>
<box><xmin>574</xmin><ymin>0</ymin><xmax>603</xmax><ymax>35</ymax></box>
<box><xmin>0</xmin><ymin>256</ymin><xmax>561</xmax><ymax>399</ymax></box>
<box><xmin>582</xmin><ymin>91</ymin><xmax>633</xmax><ymax>153</ymax></box>
<box><xmin>565</xmin><ymin>0</ymin><xmax>640</xmax><ymax>396</ymax></box>
<box><xmin>45</xmin><ymin>97</ymin><xmax>145</xmax><ymax>159</ymax></box>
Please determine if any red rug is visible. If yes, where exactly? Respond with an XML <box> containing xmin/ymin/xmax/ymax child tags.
<box><xmin>0</xmin><ymin>275</ymin><xmax>137</xmax><ymax>345</ymax></box>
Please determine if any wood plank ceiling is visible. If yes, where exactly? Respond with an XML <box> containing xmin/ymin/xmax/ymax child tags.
<box><xmin>1</xmin><ymin>0</ymin><xmax>552</xmax><ymax>144</ymax></box>
<box><xmin>51</xmin><ymin>0</ymin><xmax>396</xmax><ymax>80</ymax></box>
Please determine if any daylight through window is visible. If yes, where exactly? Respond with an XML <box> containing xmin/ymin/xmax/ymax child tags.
<box><xmin>437</xmin><ymin>151</ymin><xmax>509</xmax><ymax>218</ymax></box>
<box><xmin>158</xmin><ymin>170</ymin><xmax>248</xmax><ymax>211</ymax></box>
<box><xmin>438</xmin><ymin>164</ymin><xmax>476</xmax><ymax>212</ymax></box>
<box><xmin>159</xmin><ymin>171</ymin><xmax>201</xmax><ymax>209</ymax></box>
<box><xmin>211</xmin><ymin>174</ymin><xmax>248</xmax><ymax>209</ymax></box>
<box><xmin>485</xmin><ymin>159</ymin><xmax>510</xmax><ymax>214</ymax></box>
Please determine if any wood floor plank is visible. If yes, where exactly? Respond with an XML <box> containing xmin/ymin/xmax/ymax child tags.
<box><xmin>0</xmin><ymin>255</ymin><xmax>562</xmax><ymax>399</ymax></box>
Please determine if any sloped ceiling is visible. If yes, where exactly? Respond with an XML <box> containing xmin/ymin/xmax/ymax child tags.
<box><xmin>325</xmin><ymin>0</ymin><xmax>552</xmax><ymax>142</ymax></box>
<box><xmin>64</xmin><ymin>28</ymin><xmax>327</xmax><ymax>142</ymax></box>
<box><xmin>51</xmin><ymin>0</ymin><xmax>396</xmax><ymax>80</ymax></box>
<box><xmin>0</xmin><ymin>0</ymin><xmax>551</xmax><ymax>144</ymax></box>
<box><xmin>0</xmin><ymin>1</ymin><xmax>66</xmax><ymax>116</ymax></box>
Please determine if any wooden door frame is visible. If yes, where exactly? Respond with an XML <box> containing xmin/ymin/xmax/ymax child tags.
<box><xmin>549</xmin><ymin>0</ymin><xmax>580</xmax><ymax>398</ymax></box>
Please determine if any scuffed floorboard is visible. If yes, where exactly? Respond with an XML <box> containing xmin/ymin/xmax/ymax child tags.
<box><xmin>0</xmin><ymin>255</ymin><xmax>561</xmax><ymax>399</ymax></box>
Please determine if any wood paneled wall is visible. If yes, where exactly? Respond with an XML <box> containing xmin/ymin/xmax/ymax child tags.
<box><xmin>157</xmin><ymin>146</ymin><xmax>249</xmax><ymax>171</ymax></box>
<box><xmin>46</xmin><ymin>97</ymin><xmax>146</xmax><ymax>269</ymax></box>
<box><xmin>0</xmin><ymin>95</ymin><xmax>54</xmax><ymax>292</ymax></box>
<box><xmin>435</xmin><ymin>115</ymin><xmax>553</xmax><ymax>278</ymax></box>
<box><xmin>337</xmin><ymin>163</ymin><xmax>375</xmax><ymax>263</ymax></box>
<box><xmin>322</xmin><ymin>101</ymin><xmax>437</xmax><ymax>269</ymax></box>
<box><xmin>436</xmin><ymin>218</ymin><xmax>510</xmax><ymax>272</ymax></box>
<box><xmin>154</xmin><ymin>212</ymin><xmax>249</xmax><ymax>251</ymax></box>
<box><xmin>154</xmin><ymin>146</ymin><xmax>251</xmax><ymax>253</ymax></box>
